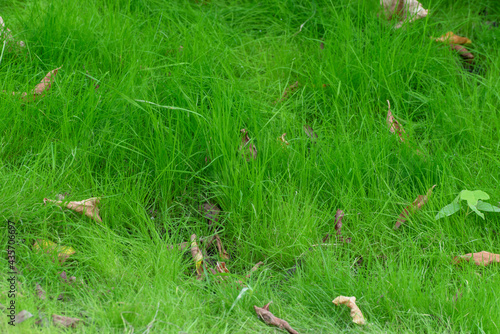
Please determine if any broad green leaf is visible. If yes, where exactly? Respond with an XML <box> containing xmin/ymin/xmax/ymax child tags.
<box><xmin>459</xmin><ymin>190</ymin><xmax>490</xmax><ymax>208</ymax></box>
<box><xmin>435</xmin><ymin>200</ymin><xmax>461</xmax><ymax>220</ymax></box>
<box><xmin>477</xmin><ymin>200</ymin><xmax>500</xmax><ymax>213</ymax></box>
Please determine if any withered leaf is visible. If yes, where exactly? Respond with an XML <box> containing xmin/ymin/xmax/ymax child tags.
<box><xmin>0</xmin><ymin>16</ymin><xmax>25</xmax><ymax>48</ymax></box>
<box><xmin>394</xmin><ymin>185</ymin><xmax>436</xmax><ymax>229</ymax></box>
<box><xmin>36</xmin><ymin>283</ymin><xmax>46</xmax><ymax>300</ymax></box>
<box><xmin>215</xmin><ymin>262</ymin><xmax>230</xmax><ymax>274</ymax></box>
<box><xmin>190</xmin><ymin>234</ymin><xmax>204</xmax><ymax>280</ymax></box>
<box><xmin>450</xmin><ymin>44</ymin><xmax>474</xmax><ymax>62</ymax></box>
<box><xmin>386</xmin><ymin>100</ymin><xmax>406</xmax><ymax>142</ymax></box>
<box><xmin>201</xmin><ymin>202</ymin><xmax>221</xmax><ymax>225</ymax></box>
<box><xmin>60</xmin><ymin>271</ymin><xmax>77</xmax><ymax>284</ymax></box>
<box><xmin>453</xmin><ymin>251</ymin><xmax>500</xmax><ymax>266</ymax></box>
<box><xmin>380</xmin><ymin>0</ymin><xmax>428</xmax><ymax>29</ymax></box>
<box><xmin>303</xmin><ymin>124</ymin><xmax>318</xmax><ymax>142</ymax></box>
<box><xmin>246</xmin><ymin>261</ymin><xmax>264</xmax><ymax>278</ymax></box>
<box><xmin>435</xmin><ymin>32</ymin><xmax>472</xmax><ymax>45</ymax></box>
<box><xmin>274</xmin><ymin>81</ymin><xmax>299</xmax><ymax>104</ymax></box>
<box><xmin>207</xmin><ymin>234</ymin><xmax>230</xmax><ymax>260</ymax></box>
<box><xmin>332</xmin><ymin>296</ymin><xmax>366</xmax><ymax>325</ymax></box>
<box><xmin>44</xmin><ymin>197</ymin><xmax>102</xmax><ymax>223</ymax></box>
<box><xmin>334</xmin><ymin>209</ymin><xmax>345</xmax><ymax>235</ymax></box>
<box><xmin>254</xmin><ymin>301</ymin><xmax>298</xmax><ymax>334</ymax></box>
<box><xmin>239</xmin><ymin>129</ymin><xmax>257</xmax><ymax>161</ymax></box>
<box><xmin>33</xmin><ymin>240</ymin><xmax>76</xmax><ymax>264</ymax></box>
<box><xmin>278</xmin><ymin>133</ymin><xmax>289</xmax><ymax>146</ymax></box>
<box><xmin>52</xmin><ymin>314</ymin><xmax>81</xmax><ymax>328</ymax></box>
<box><xmin>15</xmin><ymin>310</ymin><xmax>33</xmax><ymax>324</ymax></box>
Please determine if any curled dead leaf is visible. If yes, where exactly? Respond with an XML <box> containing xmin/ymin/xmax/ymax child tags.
<box><xmin>380</xmin><ymin>0</ymin><xmax>428</xmax><ymax>29</ymax></box>
<box><xmin>190</xmin><ymin>234</ymin><xmax>204</xmax><ymax>280</ymax></box>
<box><xmin>274</xmin><ymin>81</ymin><xmax>299</xmax><ymax>104</ymax></box>
<box><xmin>52</xmin><ymin>314</ymin><xmax>81</xmax><ymax>328</ymax></box>
<box><xmin>453</xmin><ymin>251</ymin><xmax>500</xmax><ymax>266</ymax></box>
<box><xmin>0</xmin><ymin>16</ymin><xmax>25</xmax><ymax>48</ymax></box>
<box><xmin>254</xmin><ymin>301</ymin><xmax>298</xmax><ymax>334</ymax></box>
<box><xmin>240</xmin><ymin>129</ymin><xmax>257</xmax><ymax>161</ymax></box>
<box><xmin>394</xmin><ymin>185</ymin><xmax>436</xmax><ymax>229</ymax></box>
<box><xmin>450</xmin><ymin>44</ymin><xmax>474</xmax><ymax>62</ymax></box>
<box><xmin>386</xmin><ymin>100</ymin><xmax>406</xmax><ymax>142</ymax></box>
<box><xmin>201</xmin><ymin>202</ymin><xmax>221</xmax><ymax>225</ymax></box>
<box><xmin>303</xmin><ymin>124</ymin><xmax>318</xmax><ymax>143</ymax></box>
<box><xmin>332</xmin><ymin>296</ymin><xmax>366</xmax><ymax>325</ymax></box>
<box><xmin>278</xmin><ymin>133</ymin><xmax>289</xmax><ymax>147</ymax></box>
<box><xmin>33</xmin><ymin>240</ymin><xmax>76</xmax><ymax>264</ymax></box>
<box><xmin>246</xmin><ymin>261</ymin><xmax>264</xmax><ymax>278</ymax></box>
<box><xmin>36</xmin><ymin>283</ymin><xmax>46</xmax><ymax>300</ymax></box>
<box><xmin>44</xmin><ymin>197</ymin><xmax>102</xmax><ymax>223</ymax></box>
<box><xmin>14</xmin><ymin>310</ymin><xmax>33</xmax><ymax>324</ymax></box>
<box><xmin>434</xmin><ymin>32</ymin><xmax>472</xmax><ymax>45</ymax></box>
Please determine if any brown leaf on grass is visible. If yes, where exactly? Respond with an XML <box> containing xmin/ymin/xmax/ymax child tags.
<box><xmin>52</xmin><ymin>314</ymin><xmax>81</xmax><ymax>328</ymax></box>
<box><xmin>380</xmin><ymin>0</ymin><xmax>428</xmax><ymax>29</ymax></box>
<box><xmin>450</xmin><ymin>44</ymin><xmax>474</xmax><ymax>63</ymax></box>
<box><xmin>59</xmin><ymin>271</ymin><xmax>77</xmax><ymax>285</ymax></box>
<box><xmin>33</xmin><ymin>67</ymin><xmax>62</xmax><ymax>95</ymax></box>
<box><xmin>386</xmin><ymin>100</ymin><xmax>406</xmax><ymax>142</ymax></box>
<box><xmin>190</xmin><ymin>234</ymin><xmax>204</xmax><ymax>280</ymax></box>
<box><xmin>240</xmin><ymin>129</ymin><xmax>257</xmax><ymax>161</ymax></box>
<box><xmin>303</xmin><ymin>124</ymin><xmax>318</xmax><ymax>143</ymax></box>
<box><xmin>246</xmin><ymin>261</ymin><xmax>264</xmax><ymax>278</ymax></box>
<box><xmin>0</xmin><ymin>16</ymin><xmax>25</xmax><ymax>48</ymax></box>
<box><xmin>332</xmin><ymin>296</ymin><xmax>366</xmax><ymax>325</ymax></box>
<box><xmin>394</xmin><ymin>185</ymin><xmax>436</xmax><ymax>229</ymax></box>
<box><xmin>207</xmin><ymin>234</ymin><xmax>230</xmax><ymax>259</ymax></box>
<box><xmin>35</xmin><ymin>283</ymin><xmax>46</xmax><ymax>300</ymax></box>
<box><xmin>254</xmin><ymin>302</ymin><xmax>299</xmax><ymax>334</ymax></box>
<box><xmin>201</xmin><ymin>202</ymin><xmax>221</xmax><ymax>225</ymax></box>
<box><xmin>32</xmin><ymin>240</ymin><xmax>76</xmax><ymax>264</ymax></box>
<box><xmin>216</xmin><ymin>262</ymin><xmax>230</xmax><ymax>274</ymax></box>
<box><xmin>278</xmin><ymin>133</ymin><xmax>289</xmax><ymax>146</ymax></box>
<box><xmin>44</xmin><ymin>197</ymin><xmax>102</xmax><ymax>223</ymax></box>
<box><xmin>15</xmin><ymin>310</ymin><xmax>33</xmax><ymax>324</ymax></box>
<box><xmin>274</xmin><ymin>81</ymin><xmax>299</xmax><ymax>104</ymax></box>
<box><xmin>167</xmin><ymin>241</ymin><xmax>190</xmax><ymax>251</ymax></box>
<box><xmin>323</xmin><ymin>210</ymin><xmax>351</xmax><ymax>243</ymax></box>
<box><xmin>434</xmin><ymin>32</ymin><xmax>472</xmax><ymax>45</ymax></box>
<box><xmin>453</xmin><ymin>251</ymin><xmax>500</xmax><ymax>266</ymax></box>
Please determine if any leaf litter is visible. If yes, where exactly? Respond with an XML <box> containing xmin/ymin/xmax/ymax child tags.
<box><xmin>254</xmin><ymin>301</ymin><xmax>299</xmax><ymax>334</ymax></box>
<box><xmin>380</xmin><ymin>0</ymin><xmax>428</xmax><ymax>29</ymax></box>
<box><xmin>32</xmin><ymin>239</ymin><xmax>76</xmax><ymax>264</ymax></box>
<box><xmin>453</xmin><ymin>251</ymin><xmax>500</xmax><ymax>266</ymax></box>
<box><xmin>44</xmin><ymin>197</ymin><xmax>102</xmax><ymax>223</ymax></box>
<box><xmin>394</xmin><ymin>185</ymin><xmax>436</xmax><ymax>229</ymax></box>
<box><xmin>239</xmin><ymin>129</ymin><xmax>257</xmax><ymax>161</ymax></box>
<box><xmin>332</xmin><ymin>296</ymin><xmax>366</xmax><ymax>325</ymax></box>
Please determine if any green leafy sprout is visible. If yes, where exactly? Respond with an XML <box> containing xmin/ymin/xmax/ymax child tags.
<box><xmin>435</xmin><ymin>190</ymin><xmax>500</xmax><ymax>220</ymax></box>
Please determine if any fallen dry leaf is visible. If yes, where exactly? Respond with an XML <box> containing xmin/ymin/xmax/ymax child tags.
<box><xmin>380</xmin><ymin>0</ymin><xmax>428</xmax><ymax>29</ymax></box>
<box><xmin>240</xmin><ymin>129</ymin><xmax>257</xmax><ymax>161</ymax></box>
<box><xmin>36</xmin><ymin>283</ymin><xmax>46</xmax><ymax>300</ymax></box>
<box><xmin>60</xmin><ymin>271</ymin><xmax>77</xmax><ymax>285</ymax></box>
<box><xmin>254</xmin><ymin>301</ymin><xmax>298</xmax><ymax>334</ymax></box>
<box><xmin>52</xmin><ymin>314</ymin><xmax>81</xmax><ymax>328</ymax></box>
<box><xmin>434</xmin><ymin>32</ymin><xmax>472</xmax><ymax>45</ymax></box>
<box><xmin>386</xmin><ymin>100</ymin><xmax>406</xmax><ymax>142</ymax></box>
<box><xmin>0</xmin><ymin>16</ymin><xmax>25</xmax><ymax>48</ymax></box>
<box><xmin>44</xmin><ymin>197</ymin><xmax>102</xmax><ymax>223</ymax></box>
<box><xmin>303</xmin><ymin>124</ymin><xmax>318</xmax><ymax>143</ymax></box>
<box><xmin>208</xmin><ymin>234</ymin><xmax>230</xmax><ymax>260</ymax></box>
<box><xmin>278</xmin><ymin>133</ymin><xmax>289</xmax><ymax>147</ymax></box>
<box><xmin>33</xmin><ymin>240</ymin><xmax>76</xmax><ymax>264</ymax></box>
<box><xmin>394</xmin><ymin>185</ymin><xmax>436</xmax><ymax>229</ymax></box>
<box><xmin>216</xmin><ymin>262</ymin><xmax>230</xmax><ymax>274</ymax></box>
<box><xmin>450</xmin><ymin>44</ymin><xmax>474</xmax><ymax>63</ymax></box>
<box><xmin>14</xmin><ymin>310</ymin><xmax>33</xmax><ymax>324</ymax></box>
<box><xmin>453</xmin><ymin>251</ymin><xmax>500</xmax><ymax>266</ymax></box>
<box><xmin>323</xmin><ymin>209</ymin><xmax>351</xmax><ymax>243</ymax></box>
<box><xmin>332</xmin><ymin>296</ymin><xmax>366</xmax><ymax>325</ymax></box>
<box><xmin>201</xmin><ymin>202</ymin><xmax>221</xmax><ymax>226</ymax></box>
<box><xmin>246</xmin><ymin>261</ymin><xmax>264</xmax><ymax>278</ymax></box>
<box><xmin>190</xmin><ymin>234</ymin><xmax>204</xmax><ymax>280</ymax></box>
<box><xmin>274</xmin><ymin>81</ymin><xmax>299</xmax><ymax>104</ymax></box>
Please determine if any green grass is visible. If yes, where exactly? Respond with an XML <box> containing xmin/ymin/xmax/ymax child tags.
<box><xmin>1</xmin><ymin>0</ymin><xmax>500</xmax><ymax>332</ymax></box>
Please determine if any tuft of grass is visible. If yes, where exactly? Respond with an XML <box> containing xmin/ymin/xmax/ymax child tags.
<box><xmin>1</xmin><ymin>0</ymin><xmax>500</xmax><ymax>332</ymax></box>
